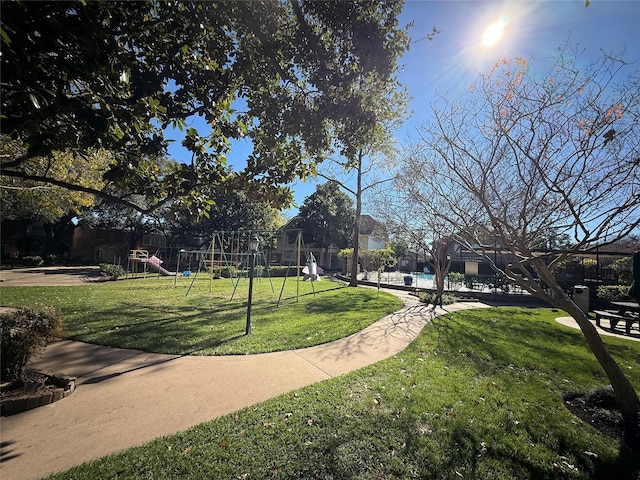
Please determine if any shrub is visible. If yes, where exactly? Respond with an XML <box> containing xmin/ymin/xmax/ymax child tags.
<box><xmin>212</xmin><ymin>266</ymin><xmax>238</xmax><ymax>278</ymax></box>
<box><xmin>609</xmin><ymin>257</ymin><xmax>632</xmax><ymax>285</ymax></box>
<box><xmin>418</xmin><ymin>292</ymin><xmax>456</xmax><ymax>306</ymax></box>
<box><xmin>22</xmin><ymin>255</ymin><xmax>43</xmax><ymax>267</ymax></box>
<box><xmin>596</xmin><ymin>285</ymin><xmax>632</xmax><ymax>302</ymax></box>
<box><xmin>44</xmin><ymin>254</ymin><xmax>59</xmax><ymax>266</ymax></box>
<box><xmin>0</xmin><ymin>306</ymin><xmax>63</xmax><ymax>382</ymax></box>
<box><xmin>99</xmin><ymin>263</ymin><xmax>126</xmax><ymax>280</ymax></box>
<box><xmin>493</xmin><ymin>276</ymin><xmax>512</xmax><ymax>294</ymax></box>
<box><xmin>268</xmin><ymin>266</ymin><xmax>303</xmax><ymax>277</ymax></box>
<box><xmin>464</xmin><ymin>275</ymin><xmax>493</xmax><ymax>290</ymax></box>
<box><xmin>447</xmin><ymin>272</ymin><xmax>465</xmax><ymax>289</ymax></box>
<box><xmin>338</xmin><ymin>248</ymin><xmax>354</xmax><ymax>275</ymax></box>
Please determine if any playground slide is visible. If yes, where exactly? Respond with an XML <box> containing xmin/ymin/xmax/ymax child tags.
<box><xmin>142</xmin><ymin>255</ymin><xmax>176</xmax><ymax>276</ymax></box>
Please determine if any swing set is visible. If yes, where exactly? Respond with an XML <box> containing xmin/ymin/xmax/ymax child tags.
<box><xmin>181</xmin><ymin>229</ymin><xmax>320</xmax><ymax>305</ymax></box>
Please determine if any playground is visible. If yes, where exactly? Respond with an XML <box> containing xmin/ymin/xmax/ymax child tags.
<box><xmin>125</xmin><ymin>229</ymin><xmax>320</xmax><ymax>277</ymax></box>
<box><xmin>121</xmin><ymin>229</ymin><xmax>329</xmax><ymax>307</ymax></box>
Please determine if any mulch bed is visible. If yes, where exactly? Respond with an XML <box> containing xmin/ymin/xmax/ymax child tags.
<box><xmin>1</xmin><ymin>369</ymin><xmax>76</xmax><ymax>416</ymax></box>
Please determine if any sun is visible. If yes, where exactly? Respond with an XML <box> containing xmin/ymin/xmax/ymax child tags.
<box><xmin>482</xmin><ymin>17</ymin><xmax>508</xmax><ymax>47</ymax></box>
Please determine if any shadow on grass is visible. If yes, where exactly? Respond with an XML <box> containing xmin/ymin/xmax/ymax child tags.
<box><xmin>429</xmin><ymin>308</ymin><xmax>614</xmax><ymax>381</ymax></box>
<box><xmin>230</xmin><ymin>403</ymin><xmax>640</xmax><ymax>479</ymax></box>
<box><xmin>303</xmin><ymin>288</ymin><xmax>399</xmax><ymax>315</ymax></box>
<box><xmin>276</xmin><ymin>282</ymin><xmax>344</xmax><ymax>303</ymax></box>
<box><xmin>67</xmin><ymin>302</ymin><xmax>246</xmax><ymax>354</ymax></box>
<box><xmin>63</xmin><ymin>286</ymin><xmax>363</xmax><ymax>355</ymax></box>
<box><xmin>421</xmin><ymin>307</ymin><xmax>640</xmax><ymax>469</ymax></box>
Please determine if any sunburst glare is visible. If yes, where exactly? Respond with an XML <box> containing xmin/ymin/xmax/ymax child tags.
<box><xmin>482</xmin><ymin>16</ymin><xmax>509</xmax><ymax>47</ymax></box>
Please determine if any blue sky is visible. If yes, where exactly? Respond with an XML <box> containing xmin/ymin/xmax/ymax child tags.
<box><xmin>167</xmin><ymin>1</ymin><xmax>640</xmax><ymax>218</ymax></box>
<box><xmin>397</xmin><ymin>0</ymin><xmax>639</xmax><ymax>137</ymax></box>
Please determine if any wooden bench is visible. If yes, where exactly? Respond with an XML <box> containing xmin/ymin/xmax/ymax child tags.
<box><xmin>593</xmin><ymin>310</ymin><xmax>640</xmax><ymax>335</ymax></box>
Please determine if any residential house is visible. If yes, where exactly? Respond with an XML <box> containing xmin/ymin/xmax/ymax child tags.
<box><xmin>357</xmin><ymin>214</ymin><xmax>386</xmax><ymax>250</ymax></box>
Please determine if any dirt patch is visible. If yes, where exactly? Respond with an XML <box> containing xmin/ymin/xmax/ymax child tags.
<box><xmin>564</xmin><ymin>388</ymin><xmax>624</xmax><ymax>442</ymax></box>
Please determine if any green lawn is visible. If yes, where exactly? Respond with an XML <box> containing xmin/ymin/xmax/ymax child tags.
<box><xmin>4</xmin><ymin>280</ymin><xmax>640</xmax><ymax>477</ymax></box>
<box><xmin>44</xmin><ymin>307</ymin><xmax>640</xmax><ymax>479</ymax></box>
<box><xmin>0</xmin><ymin>276</ymin><xmax>403</xmax><ymax>354</ymax></box>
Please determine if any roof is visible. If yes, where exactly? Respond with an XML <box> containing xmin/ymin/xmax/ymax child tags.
<box><xmin>359</xmin><ymin>214</ymin><xmax>381</xmax><ymax>235</ymax></box>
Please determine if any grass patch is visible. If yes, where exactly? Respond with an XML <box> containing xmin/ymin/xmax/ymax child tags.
<box><xmin>0</xmin><ymin>276</ymin><xmax>402</xmax><ymax>355</ymax></box>
<box><xmin>46</xmin><ymin>307</ymin><xmax>640</xmax><ymax>479</ymax></box>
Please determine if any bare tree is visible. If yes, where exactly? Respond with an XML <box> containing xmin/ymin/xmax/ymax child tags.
<box><xmin>370</xmin><ymin>178</ymin><xmax>455</xmax><ymax>305</ymax></box>
<box><xmin>404</xmin><ymin>47</ymin><xmax>640</xmax><ymax>446</ymax></box>
<box><xmin>320</xmin><ymin>147</ymin><xmax>402</xmax><ymax>286</ymax></box>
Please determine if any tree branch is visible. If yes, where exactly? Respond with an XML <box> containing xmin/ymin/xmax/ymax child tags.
<box><xmin>1</xmin><ymin>169</ymin><xmax>170</xmax><ymax>214</ymax></box>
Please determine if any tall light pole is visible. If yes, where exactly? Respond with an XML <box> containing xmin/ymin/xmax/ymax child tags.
<box><xmin>245</xmin><ymin>235</ymin><xmax>259</xmax><ymax>335</ymax></box>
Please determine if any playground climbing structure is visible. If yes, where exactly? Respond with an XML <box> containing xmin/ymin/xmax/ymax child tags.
<box><xmin>183</xmin><ymin>229</ymin><xmax>317</xmax><ymax>304</ymax></box>
<box><xmin>127</xmin><ymin>250</ymin><xmax>177</xmax><ymax>277</ymax></box>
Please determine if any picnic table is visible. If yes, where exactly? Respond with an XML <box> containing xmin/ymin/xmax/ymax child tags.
<box><xmin>593</xmin><ymin>301</ymin><xmax>640</xmax><ymax>335</ymax></box>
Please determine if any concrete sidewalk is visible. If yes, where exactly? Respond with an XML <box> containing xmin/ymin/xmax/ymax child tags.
<box><xmin>1</xmin><ymin>290</ymin><xmax>490</xmax><ymax>480</ymax></box>
<box><xmin>0</xmin><ymin>266</ymin><xmax>103</xmax><ymax>286</ymax></box>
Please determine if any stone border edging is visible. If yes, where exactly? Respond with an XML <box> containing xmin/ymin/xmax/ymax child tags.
<box><xmin>1</xmin><ymin>372</ymin><xmax>77</xmax><ymax>416</ymax></box>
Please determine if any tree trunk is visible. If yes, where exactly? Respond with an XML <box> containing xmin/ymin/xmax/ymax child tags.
<box><xmin>432</xmin><ymin>260</ymin><xmax>446</xmax><ymax>297</ymax></box>
<box><xmin>429</xmin><ymin>242</ymin><xmax>453</xmax><ymax>304</ymax></box>
<box><xmin>530</xmin><ymin>259</ymin><xmax>640</xmax><ymax>449</ymax></box>
<box><xmin>350</xmin><ymin>218</ymin><xmax>360</xmax><ymax>287</ymax></box>
<box><xmin>349</xmin><ymin>150</ymin><xmax>364</xmax><ymax>287</ymax></box>
<box><xmin>562</xmin><ymin>300</ymin><xmax>640</xmax><ymax>448</ymax></box>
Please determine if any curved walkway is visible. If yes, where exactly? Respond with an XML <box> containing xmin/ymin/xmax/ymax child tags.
<box><xmin>0</xmin><ymin>266</ymin><xmax>103</xmax><ymax>286</ymax></box>
<box><xmin>0</xmin><ymin>285</ymin><xmax>490</xmax><ymax>480</ymax></box>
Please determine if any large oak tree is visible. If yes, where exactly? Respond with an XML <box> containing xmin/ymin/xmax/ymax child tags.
<box><xmin>1</xmin><ymin>0</ymin><xmax>409</xmax><ymax>215</ymax></box>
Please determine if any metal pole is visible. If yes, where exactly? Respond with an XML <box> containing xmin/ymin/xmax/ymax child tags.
<box><xmin>296</xmin><ymin>231</ymin><xmax>301</xmax><ymax>302</ymax></box>
<box><xmin>174</xmin><ymin>252</ymin><xmax>181</xmax><ymax>287</ymax></box>
<box><xmin>209</xmin><ymin>237</ymin><xmax>214</xmax><ymax>293</ymax></box>
<box><xmin>494</xmin><ymin>241</ymin><xmax>498</xmax><ymax>294</ymax></box>
<box><xmin>246</xmin><ymin>251</ymin><xmax>255</xmax><ymax>335</ymax></box>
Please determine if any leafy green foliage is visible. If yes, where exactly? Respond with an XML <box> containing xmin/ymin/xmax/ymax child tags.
<box><xmin>1</xmin><ymin>1</ymin><xmax>409</xmax><ymax>213</ymax></box>
<box><xmin>0</xmin><ymin>139</ymin><xmax>110</xmax><ymax>223</ymax></box>
<box><xmin>359</xmin><ymin>246</ymin><xmax>397</xmax><ymax>274</ymax></box>
<box><xmin>597</xmin><ymin>285</ymin><xmax>632</xmax><ymax>302</ymax></box>
<box><xmin>447</xmin><ymin>271</ymin><xmax>465</xmax><ymax>289</ymax></box>
<box><xmin>0</xmin><ymin>306</ymin><xmax>63</xmax><ymax>382</ymax></box>
<box><xmin>610</xmin><ymin>257</ymin><xmax>633</xmax><ymax>285</ymax></box>
<box><xmin>338</xmin><ymin>247</ymin><xmax>354</xmax><ymax>274</ymax></box>
<box><xmin>418</xmin><ymin>291</ymin><xmax>456</xmax><ymax>305</ymax></box>
<box><xmin>169</xmin><ymin>190</ymin><xmax>284</xmax><ymax>244</ymax></box>
<box><xmin>43</xmin><ymin>255</ymin><xmax>60</xmax><ymax>266</ymax></box>
<box><xmin>266</xmin><ymin>266</ymin><xmax>303</xmax><ymax>278</ymax></box>
<box><xmin>46</xmin><ymin>308</ymin><xmax>640</xmax><ymax>479</ymax></box>
<box><xmin>294</xmin><ymin>182</ymin><xmax>355</xmax><ymax>249</ymax></box>
<box><xmin>99</xmin><ymin>264</ymin><xmax>126</xmax><ymax>281</ymax></box>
